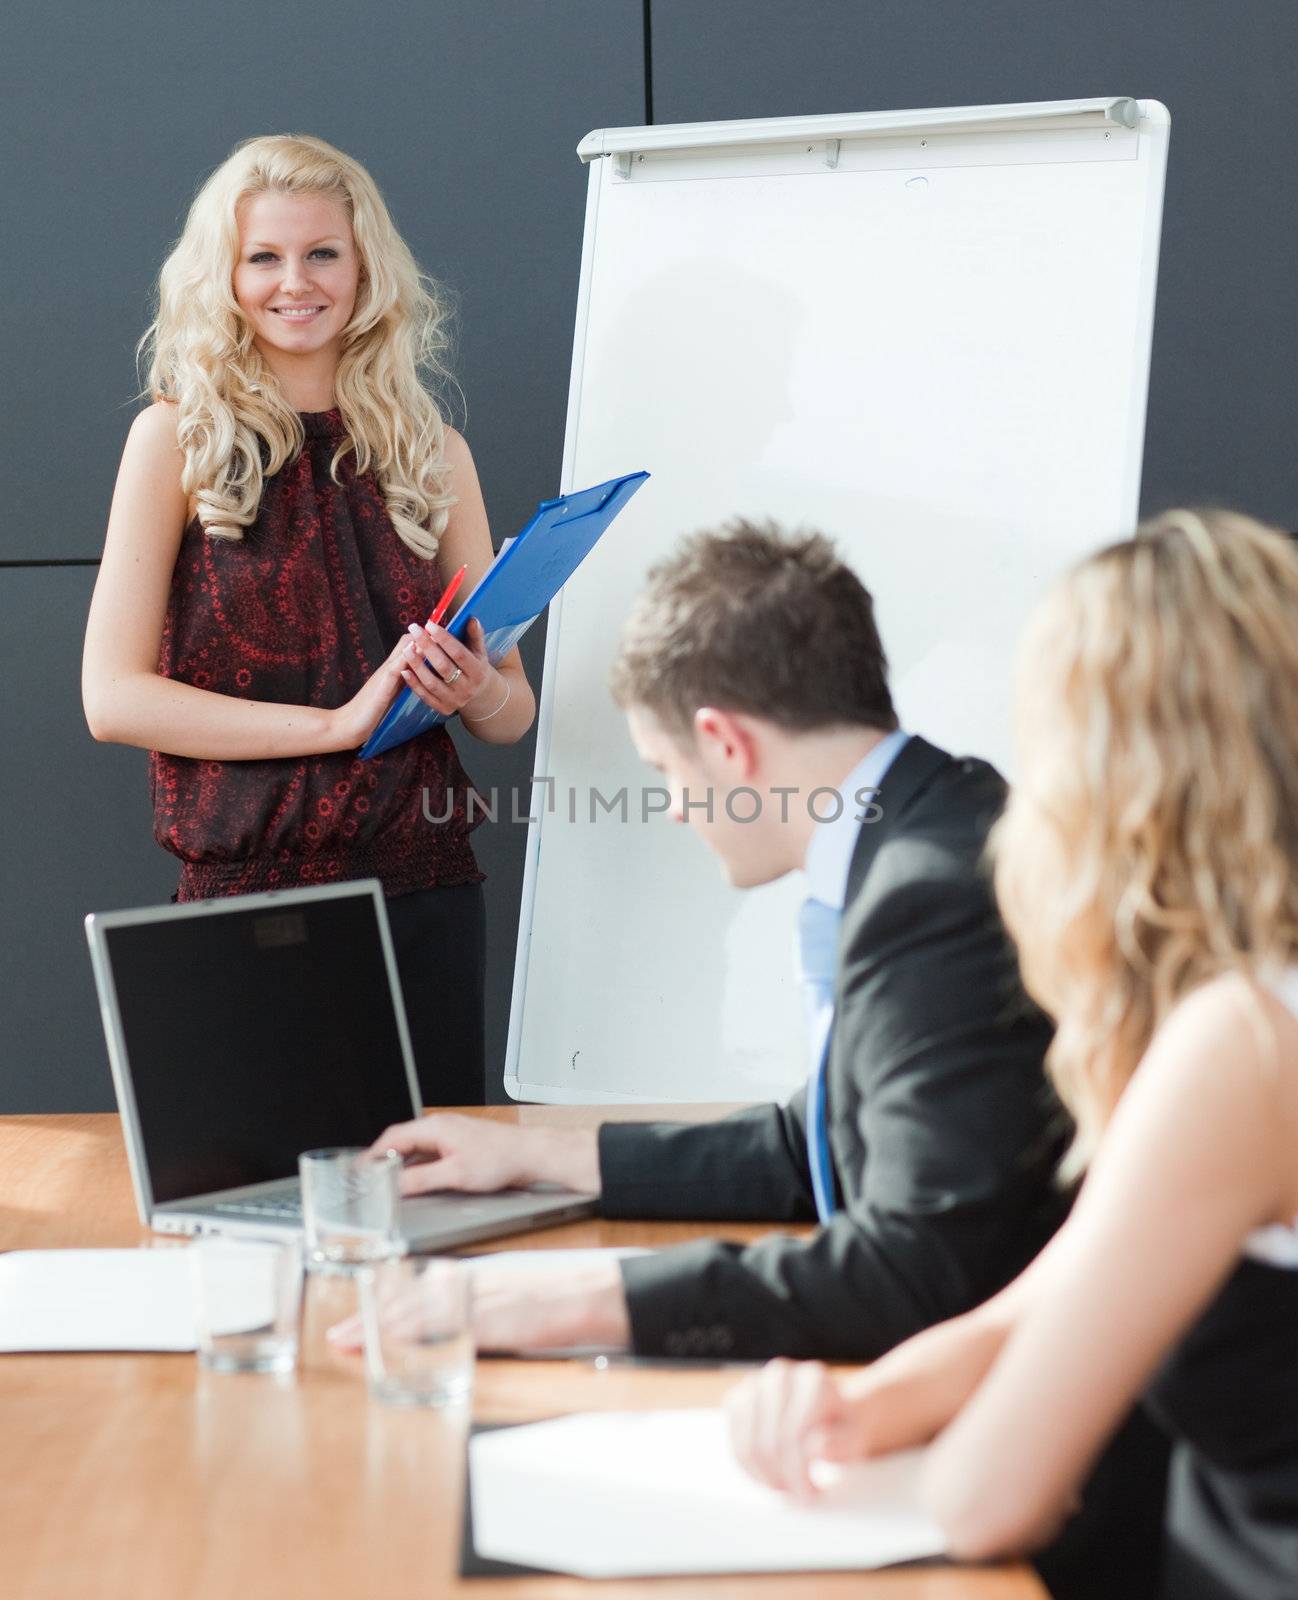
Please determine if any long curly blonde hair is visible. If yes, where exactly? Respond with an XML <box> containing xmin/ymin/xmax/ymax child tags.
<box><xmin>994</xmin><ymin>508</ymin><xmax>1298</xmax><ymax>1177</ymax></box>
<box><xmin>136</xmin><ymin>132</ymin><xmax>459</xmax><ymax>558</ymax></box>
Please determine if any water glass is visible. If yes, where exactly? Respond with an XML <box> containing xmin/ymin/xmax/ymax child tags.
<box><xmin>299</xmin><ymin>1147</ymin><xmax>402</xmax><ymax>1273</ymax></box>
<box><xmin>360</xmin><ymin>1256</ymin><xmax>474</xmax><ymax>1407</ymax></box>
<box><xmin>190</xmin><ymin>1234</ymin><xmax>302</xmax><ymax>1374</ymax></box>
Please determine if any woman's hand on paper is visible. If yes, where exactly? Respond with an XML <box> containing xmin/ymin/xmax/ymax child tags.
<box><xmin>725</xmin><ymin>1359</ymin><xmax>871</xmax><ymax>1500</ymax></box>
<box><xmin>727</xmin><ymin>1307</ymin><xmax>1014</xmax><ymax>1499</ymax></box>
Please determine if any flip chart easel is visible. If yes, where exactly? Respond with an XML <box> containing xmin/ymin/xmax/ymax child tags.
<box><xmin>506</xmin><ymin>97</ymin><xmax>1170</xmax><ymax>1103</ymax></box>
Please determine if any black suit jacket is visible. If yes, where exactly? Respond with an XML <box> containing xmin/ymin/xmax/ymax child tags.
<box><xmin>599</xmin><ymin>734</ymin><xmax>1066</xmax><ymax>1361</ymax></box>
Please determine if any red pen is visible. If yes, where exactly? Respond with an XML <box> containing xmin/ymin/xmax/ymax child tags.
<box><xmin>425</xmin><ymin>564</ymin><xmax>467</xmax><ymax>630</ymax></box>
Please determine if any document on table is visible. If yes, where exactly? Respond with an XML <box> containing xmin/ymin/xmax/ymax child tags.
<box><xmin>469</xmin><ymin>1409</ymin><xmax>947</xmax><ymax>1577</ymax></box>
<box><xmin>0</xmin><ymin>1249</ymin><xmax>196</xmax><ymax>1352</ymax></box>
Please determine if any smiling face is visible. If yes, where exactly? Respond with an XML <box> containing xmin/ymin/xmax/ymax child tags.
<box><xmin>232</xmin><ymin>190</ymin><xmax>360</xmax><ymax>369</ymax></box>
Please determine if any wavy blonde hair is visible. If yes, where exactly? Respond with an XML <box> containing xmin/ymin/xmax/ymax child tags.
<box><xmin>994</xmin><ymin>508</ymin><xmax>1298</xmax><ymax>1177</ymax></box>
<box><xmin>136</xmin><ymin>132</ymin><xmax>459</xmax><ymax>557</ymax></box>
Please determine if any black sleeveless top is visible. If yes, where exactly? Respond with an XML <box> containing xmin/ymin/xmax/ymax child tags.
<box><xmin>1145</xmin><ymin>1254</ymin><xmax>1298</xmax><ymax>1598</ymax></box>
<box><xmin>150</xmin><ymin>408</ymin><xmax>484</xmax><ymax>900</ymax></box>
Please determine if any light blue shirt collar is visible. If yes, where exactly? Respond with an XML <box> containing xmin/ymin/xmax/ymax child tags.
<box><xmin>803</xmin><ymin>729</ymin><xmax>909</xmax><ymax>911</ymax></box>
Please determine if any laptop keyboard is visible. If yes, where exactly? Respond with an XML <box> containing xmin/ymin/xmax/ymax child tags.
<box><xmin>208</xmin><ymin>1193</ymin><xmax>303</xmax><ymax>1221</ymax></box>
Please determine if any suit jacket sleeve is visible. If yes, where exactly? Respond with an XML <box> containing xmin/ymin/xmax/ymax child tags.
<box><xmin>597</xmin><ymin>1092</ymin><xmax>818</xmax><ymax>1224</ymax></box>
<box><xmin>613</xmin><ymin>856</ymin><xmax>1062</xmax><ymax>1362</ymax></box>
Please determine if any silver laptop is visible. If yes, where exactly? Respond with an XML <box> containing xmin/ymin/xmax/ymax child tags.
<box><xmin>84</xmin><ymin>880</ymin><xmax>595</xmax><ymax>1249</ymax></box>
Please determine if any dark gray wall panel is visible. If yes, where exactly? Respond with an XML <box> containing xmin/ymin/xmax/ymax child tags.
<box><xmin>1</xmin><ymin>567</ymin><xmax>178</xmax><ymax>1113</ymax></box>
<box><xmin>2</xmin><ymin>0</ymin><xmax>644</xmax><ymax>562</ymax></box>
<box><xmin>1</xmin><ymin>0</ymin><xmax>644</xmax><ymax>1111</ymax></box>
<box><xmin>650</xmin><ymin>0</ymin><xmax>1298</xmax><ymax>529</ymax></box>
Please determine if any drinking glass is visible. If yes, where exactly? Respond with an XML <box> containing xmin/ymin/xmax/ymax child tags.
<box><xmin>190</xmin><ymin>1234</ymin><xmax>302</xmax><ymax>1374</ymax></box>
<box><xmin>360</xmin><ymin>1256</ymin><xmax>474</xmax><ymax>1407</ymax></box>
<box><xmin>299</xmin><ymin>1147</ymin><xmax>402</xmax><ymax>1273</ymax></box>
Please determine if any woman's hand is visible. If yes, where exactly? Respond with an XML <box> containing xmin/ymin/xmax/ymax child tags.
<box><xmin>726</xmin><ymin>1360</ymin><xmax>874</xmax><ymax>1500</ymax></box>
<box><xmin>399</xmin><ymin>616</ymin><xmax>501</xmax><ymax>721</ymax></box>
<box><xmin>726</xmin><ymin>1310</ymin><xmax>1014</xmax><ymax>1501</ymax></box>
<box><xmin>328</xmin><ymin>634</ymin><xmax>416</xmax><ymax>750</ymax></box>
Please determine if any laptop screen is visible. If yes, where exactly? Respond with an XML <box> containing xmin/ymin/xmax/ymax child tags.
<box><xmin>97</xmin><ymin>887</ymin><xmax>420</xmax><ymax>1205</ymax></box>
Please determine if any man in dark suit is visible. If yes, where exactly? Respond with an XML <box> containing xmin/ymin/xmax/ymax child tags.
<box><xmin>333</xmin><ymin>520</ymin><xmax>1168</xmax><ymax>1598</ymax></box>
<box><xmin>591</xmin><ymin>729</ymin><xmax>1064</xmax><ymax>1362</ymax></box>
<box><xmin>334</xmin><ymin>519</ymin><xmax>1064</xmax><ymax>1360</ymax></box>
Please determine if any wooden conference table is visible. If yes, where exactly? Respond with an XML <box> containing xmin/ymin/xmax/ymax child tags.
<box><xmin>0</xmin><ymin>1105</ymin><xmax>1044</xmax><ymax>1600</ymax></box>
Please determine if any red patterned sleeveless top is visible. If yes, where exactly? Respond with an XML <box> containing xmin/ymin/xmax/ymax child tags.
<box><xmin>150</xmin><ymin>407</ymin><xmax>485</xmax><ymax>901</ymax></box>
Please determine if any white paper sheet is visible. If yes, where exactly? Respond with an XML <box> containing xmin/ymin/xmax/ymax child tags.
<box><xmin>470</xmin><ymin>1408</ymin><xmax>947</xmax><ymax>1577</ymax></box>
<box><xmin>0</xmin><ymin>1249</ymin><xmax>196</xmax><ymax>1352</ymax></box>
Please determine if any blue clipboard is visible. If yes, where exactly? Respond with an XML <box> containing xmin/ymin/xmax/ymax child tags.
<box><xmin>359</xmin><ymin>469</ymin><xmax>649</xmax><ymax>759</ymax></box>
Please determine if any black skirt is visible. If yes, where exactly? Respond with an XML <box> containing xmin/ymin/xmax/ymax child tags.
<box><xmin>385</xmin><ymin>880</ymin><xmax>487</xmax><ymax>1108</ymax></box>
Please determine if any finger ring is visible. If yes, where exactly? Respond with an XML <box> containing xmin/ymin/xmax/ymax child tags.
<box><xmin>446</xmin><ymin>667</ymin><xmax>462</xmax><ymax>686</ymax></box>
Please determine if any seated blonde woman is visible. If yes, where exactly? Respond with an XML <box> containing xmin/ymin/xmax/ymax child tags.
<box><xmin>726</xmin><ymin>508</ymin><xmax>1298</xmax><ymax>1600</ymax></box>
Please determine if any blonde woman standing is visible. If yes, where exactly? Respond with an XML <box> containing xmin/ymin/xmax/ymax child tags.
<box><xmin>727</xmin><ymin>509</ymin><xmax>1298</xmax><ymax>1599</ymax></box>
<box><xmin>83</xmin><ymin>134</ymin><xmax>535</xmax><ymax>1105</ymax></box>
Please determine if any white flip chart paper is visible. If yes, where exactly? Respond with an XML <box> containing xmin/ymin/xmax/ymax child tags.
<box><xmin>509</xmin><ymin>98</ymin><xmax>1170</xmax><ymax>1105</ymax></box>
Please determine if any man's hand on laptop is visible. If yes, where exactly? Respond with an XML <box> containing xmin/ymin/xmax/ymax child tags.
<box><xmin>326</xmin><ymin>1258</ymin><xmax>631</xmax><ymax>1355</ymax></box>
<box><xmin>370</xmin><ymin>1114</ymin><xmax>601</xmax><ymax>1197</ymax></box>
